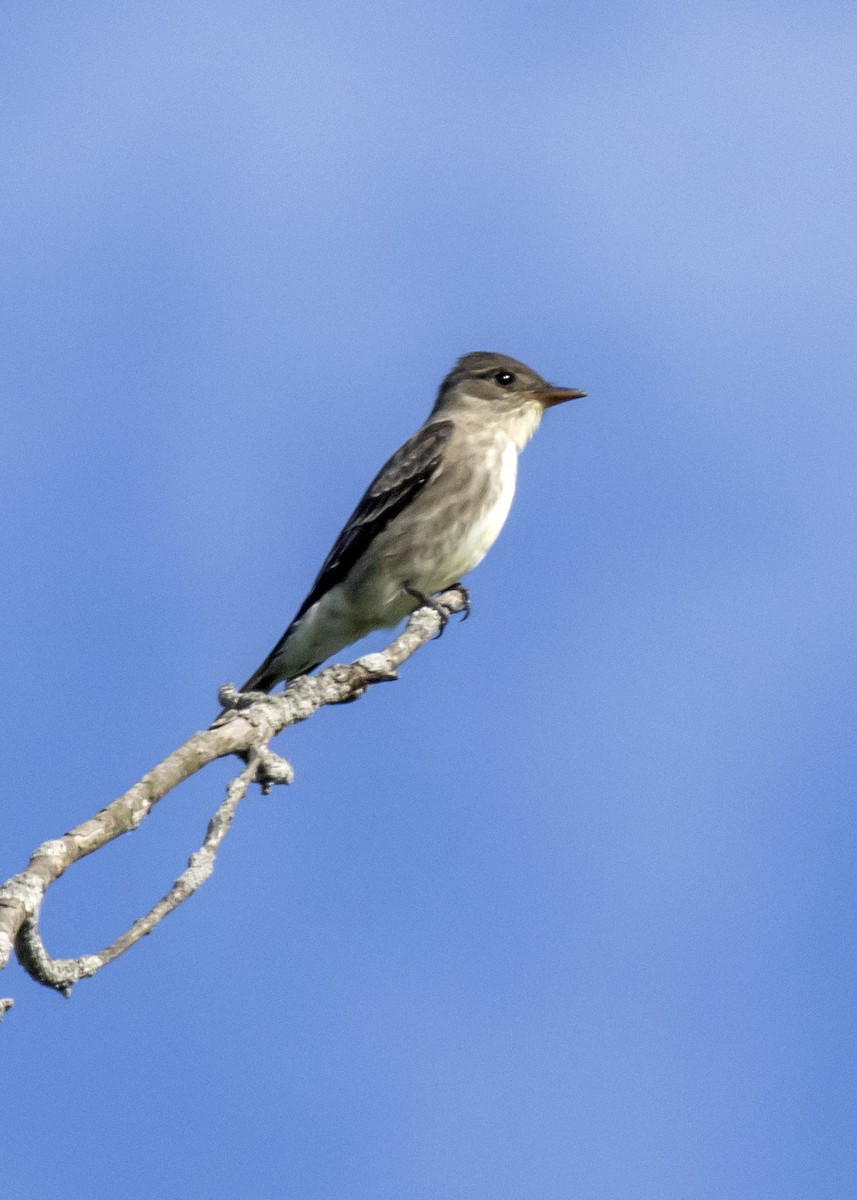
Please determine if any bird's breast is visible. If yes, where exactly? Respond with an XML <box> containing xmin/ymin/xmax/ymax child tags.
<box><xmin>453</xmin><ymin>438</ymin><xmax>518</xmax><ymax>572</ymax></box>
<box><xmin>408</xmin><ymin>435</ymin><xmax>518</xmax><ymax>589</ymax></box>
<box><xmin>343</xmin><ymin>434</ymin><xmax>519</xmax><ymax>617</ymax></box>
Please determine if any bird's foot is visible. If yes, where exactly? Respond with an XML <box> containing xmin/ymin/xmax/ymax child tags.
<box><xmin>448</xmin><ymin>582</ymin><xmax>471</xmax><ymax>621</ymax></box>
<box><xmin>404</xmin><ymin>583</ymin><xmax>451</xmax><ymax>638</ymax></box>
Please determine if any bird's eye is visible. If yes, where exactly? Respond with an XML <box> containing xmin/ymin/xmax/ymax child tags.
<box><xmin>494</xmin><ymin>371</ymin><xmax>515</xmax><ymax>387</ymax></box>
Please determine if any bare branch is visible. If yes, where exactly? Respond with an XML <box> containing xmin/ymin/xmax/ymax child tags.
<box><xmin>14</xmin><ymin>755</ymin><xmax>261</xmax><ymax>996</ymax></box>
<box><xmin>0</xmin><ymin>587</ymin><xmax>467</xmax><ymax>1016</ymax></box>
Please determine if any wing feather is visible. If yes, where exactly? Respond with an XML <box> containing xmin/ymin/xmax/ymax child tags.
<box><xmin>293</xmin><ymin>418</ymin><xmax>454</xmax><ymax>619</ymax></box>
<box><xmin>233</xmin><ymin>419</ymin><xmax>454</xmax><ymax>694</ymax></box>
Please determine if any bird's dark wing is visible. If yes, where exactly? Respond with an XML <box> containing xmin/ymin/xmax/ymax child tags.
<box><xmin>227</xmin><ymin>419</ymin><xmax>454</xmax><ymax>699</ymax></box>
<box><xmin>294</xmin><ymin>418</ymin><xmax>454</xmax><ymax>620</ymax></box>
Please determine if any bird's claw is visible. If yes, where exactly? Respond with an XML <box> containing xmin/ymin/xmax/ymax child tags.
<box><xmin>404</xmin><ymin>583</ymin><xmax>451</xmax><ymax>638</ymax></box>
<box><xmin>449</xmin><ymin>582</ymin><xmax>471</xmax><ymax>621</ymax></box>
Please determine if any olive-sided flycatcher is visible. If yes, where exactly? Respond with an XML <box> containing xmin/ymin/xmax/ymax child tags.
<box><xmin>228</xmin><ymin>351</ymin><xmax>585</xmax><ymax>697</ymax></box>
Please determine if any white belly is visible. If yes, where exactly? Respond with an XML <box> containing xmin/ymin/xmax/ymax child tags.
<box><xmin>283</xmin><ymin>437</ymin><xmax>520</xmax><ymax>673</ymax></box>
<box><xmin>446</xmin><ymin>439</ymin><xmax>518</xmax><ymax>578</ymax></box>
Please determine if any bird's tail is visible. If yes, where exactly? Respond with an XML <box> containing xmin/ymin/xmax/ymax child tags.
<box><xmin>209</xmin><ymin>618</ymin><xmax>316</xmax><ymax>729</ymax></box>
<box><xmin>236</xmin><ymin>657</ymin><xmax>284</xmax><ymax>697</ymax></box>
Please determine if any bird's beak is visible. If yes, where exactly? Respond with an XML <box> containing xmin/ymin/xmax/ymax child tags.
<box><xmin>535</xmin><ymin>386</ymin><xmax>587</xmax><ymax>408</ymax></box>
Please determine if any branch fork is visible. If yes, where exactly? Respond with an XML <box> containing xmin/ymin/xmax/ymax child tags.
<box><xmin>0</xmin><ymin>586</ymin><xmax>468</xmax><ymax>1017</ymax></box>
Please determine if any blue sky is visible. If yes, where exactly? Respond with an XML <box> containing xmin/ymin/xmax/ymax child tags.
<box><xmin>2</xmin><ymin>3</ymin><xmax>856</xmax><ymax>1197</ymax></box>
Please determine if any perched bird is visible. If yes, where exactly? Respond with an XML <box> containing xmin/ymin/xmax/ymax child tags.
<box><xmin>226</xmin><ymin>351</ymin><xmax>584</xmax><ymax>698</ymax></box>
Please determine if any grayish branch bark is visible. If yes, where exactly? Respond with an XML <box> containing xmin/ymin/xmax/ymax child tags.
<box><xmin>0</xmin><ymin>587</ymin><xmax>467</xmax><ymax>1018</ymax></box>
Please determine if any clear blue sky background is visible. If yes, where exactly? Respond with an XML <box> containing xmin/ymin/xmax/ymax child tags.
<box><xmin>3</xmin><ymin>3</ymin><xmax>856</xmax><ymax>1197</ymax></box>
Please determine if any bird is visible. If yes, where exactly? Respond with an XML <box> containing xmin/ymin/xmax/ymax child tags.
<box><xmin>222</xmin><ymin>351</ymin><xmax>585</xmax><ymax>702</ymax></box>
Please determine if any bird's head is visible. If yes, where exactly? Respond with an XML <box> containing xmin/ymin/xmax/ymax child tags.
<box><xmin>431</xmin><ymin>352</ymin><xmax>585</xmax><ymax>449</ymax></box>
